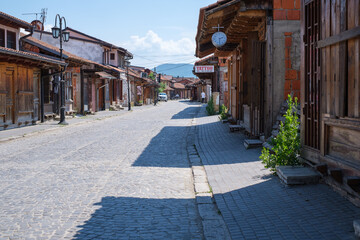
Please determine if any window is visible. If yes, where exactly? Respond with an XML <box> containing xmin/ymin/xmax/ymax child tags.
<box><xmin>6</xmin><ymin>31</ymin><xmax>16</xmax><ymax>49</ymax></box>
<box><xmin>64</xmin><ymin>72</ymin><xmax>73</xmax><ymax>101</ymax></box>
<box><xmin>0</xmin><ymin>29</ymin><xmax>4</xmax><ymax>47</ymax></box>
<box><xmin>110</xmin><ymin>53</ymin><xmax>115</xmax><ymax>60</ymax></box>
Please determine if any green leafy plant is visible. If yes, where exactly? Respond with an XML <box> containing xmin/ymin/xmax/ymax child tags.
<box><xmin>148</xmin><ymin>72</ymin><xmax>156</xmax><ymax>80</ymax></box>
<box><xmin>158</xmin><ymin>82</ymin><xmax>166</xmax><ymax>93</ymax></box>
<box><xmin>206</xmin><ymin>96</ymin><xmax>216</xmax><ymax>115</ymax></box>
<box><xmin>260</xmin><ymin>95</ymin><xmax>301</xmax><ymax>172</ymax></box>
<box><xmin>219</xmin><ymin>104</ymin><xmax>228</xmax><ymax>120</ymax></box>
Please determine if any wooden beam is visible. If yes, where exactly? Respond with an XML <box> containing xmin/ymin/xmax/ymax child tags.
<box><xmin>205</xmin><ymin>0</ymin><xmax>241</xmax><ymax>17</ymax></box>
<box><xmin>317</xmin><ymin>26</ymin><xmax>360</xmax><ymax>48</ymax></box>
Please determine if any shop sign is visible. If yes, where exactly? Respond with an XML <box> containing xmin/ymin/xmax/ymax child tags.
<box><xmin>195</xmin><ymin>65</ymin><xmax>214</xmax><ymax>73</ymax></box>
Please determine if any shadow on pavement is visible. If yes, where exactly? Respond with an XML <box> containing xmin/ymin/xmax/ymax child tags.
<box><xmin>213</xmin><ymin>179</ymin><xmax>360</xmax><ymax>240</ymax></box>
<box><xmin>171</xmin><ymin>107</ymin><xmax>201</xmax><ymax>119</ymax></box>
<box><xmin>73</xmin><ymin>196</ymin><xmax>202</xmax><ymax>239</ymax></box>
<box><xmin>197</xmin><ymin>121</ymin><xmax>261</xmax><ymax>165</ymax></box>
<box><xmin>132</xmin><ymin>126</ymin><xmax>191</xmax><ymax>168</ymax></box>
<box><xmin>132</xmin><ymin>119</ymin><xmax>259</xmax><ymax>168</ymax></box>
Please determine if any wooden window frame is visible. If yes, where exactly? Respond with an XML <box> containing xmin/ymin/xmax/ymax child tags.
<box><xmin>64</xmin><ymin>72</ymin><xmax>73</xmax><ymax>101</ymax></box>
<box><xmin>6</xmin><ymin>30</ymin><xmax>16</xmax><ymax>49</ymax></box>
<box><xmin>0</xmin><ymin>28</ymin><xmax>5</xmax><ymax>47</ymax></box>
<box><xmin>110</xmin><ymin>53</ymin><xmax>115</xmax><ymax>60</ymax></box>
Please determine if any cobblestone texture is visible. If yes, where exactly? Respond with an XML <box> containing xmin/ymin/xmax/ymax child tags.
<box><xmin>0</xmin><ymin>101</ymin><xmax>203</xmax><ymax>239</ymax></box>
<box><xmin>2</xmin><ymin>101</ymin><xmax>360</xmax><ymax>240</ymax></box>
<box><xmin>195</xmin><ymin>104</ymin><xmax>360</xmax><ymax>240</ymax></box>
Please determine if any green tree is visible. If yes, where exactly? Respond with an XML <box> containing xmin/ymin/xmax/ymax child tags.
<box><xmin>158</xmin><ymin>82</ymin><xmax>166</xmax><ymax>93</ymax></box>
<box><xmin>206</xmin><ymin>96</ymin><xmax>216</xmax><ymax>115</ymax></box>
<box><xmin>219</xmin><ymin>104</ymin><xmax>228</xmax><ymax>120</ymax></box>
<box><xmin>260</xmin><ymin>95</ymin><xmax>301</xmax><ymax>172</ymax></box>
<box><xmin>148</xmin><ymin>72</ymin><xmax>155</xmax><ymax>80</ymax></box>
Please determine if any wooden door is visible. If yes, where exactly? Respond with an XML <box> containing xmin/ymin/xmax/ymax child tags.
<box><xmin>0</xmin><ymin>65</ymin><xmax>7</xmax><ymax>126</ymax></box>
<box><xmin>236</xmin><ymin>49</ymin><xmax>242</xmax><ymax>121</ymax></box>
<box><xmin>98</xmin><ymin>81</ymin><xmax>104</xmax><ymax>111</ymax></box>
<box><xmin>6</xmin><ymin>69</ymin><xmax>15</xmax><ymax>124</ymax></box>
<box><xmin>0</xmin><ymin>66</ymin><xmax>15</xmax><ymax>126</ymax></box>
<box><xmin>230</xmin><ymin>55</ymin><xmax>237</xmax><ymax>120</ymax></box>
<box><xmin>249</xmin><ymin>41</ymin><xmax>265</xmax><ymax>136</ymax></box>
<box><xmin>33</xmin><ymin>70</ymin><xmax>40</xmax><ymax>121</ymax></box>
<box><xmin>304</xmin><ymin>0</ymin><xmax>321</xmax><ymax>150</ymax></box>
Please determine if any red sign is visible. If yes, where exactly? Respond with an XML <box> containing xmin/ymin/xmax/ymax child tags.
<box><xmin>195</xmin><ymin>65</ymin><xmax>214</xmax><ymax>73</ymax></box>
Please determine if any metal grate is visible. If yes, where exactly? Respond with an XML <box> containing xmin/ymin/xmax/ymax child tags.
<box><xmin>304</xmin><ymin>0</ymin><xmax>321</xmax><ymax>150</ymax></box>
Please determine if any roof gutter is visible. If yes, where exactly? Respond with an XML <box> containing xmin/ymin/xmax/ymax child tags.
<box><xmin>19</xmin><ymin>26</ymin><xmax>34</xmax><ymax>51</ymax></box>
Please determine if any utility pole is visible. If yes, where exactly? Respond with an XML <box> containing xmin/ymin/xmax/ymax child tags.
<box><xmin>126</xmin><ymin>60</ymin><xmax>131</xmax><ymax>111</ymax></box>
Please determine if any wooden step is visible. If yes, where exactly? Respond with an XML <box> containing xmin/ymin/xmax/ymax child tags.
<box><xmin>271</xmin><ymin>130</ymin><xmax>279</xmax><ymax>137</ymax></box>
<box><xmin>244</xmin><ymin>139</ymin><xmax>263</xmax><ymax>149</ymax></box>
<box><xmin>315</xmin><ymin>164</ymin><xmax>328</xmax><ymax>176</ymax></box>
<box><xmin>329</xmin><ymin>168</ymin><xmax>343</xmax><ymax>183</ymax></box>
<box><xmin>276</xmin><ymin>166</ymin><xmax>321</xmax><ymax>185</ymax></box>
<box><xmin>346</xmin><ymin>176</ymin><xmax>360</xmax><ymax>192</ymax></box>
<box><xmin>229</xmin><ymin>124</ymin><xmax>244</xmax><ymax>132</ymax></box>
<box><xmin>354</xmin><ymin>220</ymin><xmax>360</xmax><ymax>238</ymax></box>
<box><xmin>262</xmin><ymin>142</ymin><xmax>274</xmax><ymax>151</ymax></box>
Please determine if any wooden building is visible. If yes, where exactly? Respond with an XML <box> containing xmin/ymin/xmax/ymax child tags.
<box><xmin>0</xmin><ymin>12</ymin><xmax>65</xmax><ymax>130</ymax></box>
<box><xmin>31</xmin><ymin>26</ymin><xmax>133</xmax><ymax>110</ymax></box>
<box><xmin>128</xmin><ymin>67</ymin><xmax>158</xmax><ymax>105</ymax></box>
<box><xmin>21</xmin><ymin>35</ymin><xmax>120</xmax><ymax>115</ymax></box>
<box><xmin>194</xmin><ymin>55</ymin><xmax>219</xmax><ymax>107</ymax></box>
<box><xmin>300</xmin><ymin>0</ymin><xmax>360</xmax><ymax>199</ymax></box>
<box><xmin>196</xmin><ymin>0</ymin><xmax>301</xmax><ymax>137</ymax></box>
<box><xmin>160</xmin><ymin>74</ymin><xmax>174</xmax><ymax>100</ymax></box>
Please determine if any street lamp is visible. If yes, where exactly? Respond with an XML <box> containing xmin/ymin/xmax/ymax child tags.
<box><xmin>52</xmin><ymin>14</ymin><xmax>69</xmax><ymax>125</ymax></box>
<box><xmin>125</xmin><ymin>60</ymin><xmax>131</xmax><ymax>111</ymax></box>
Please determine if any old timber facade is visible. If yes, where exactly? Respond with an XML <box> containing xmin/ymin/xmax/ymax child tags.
<box><xmin>0</xmin><ymin>12</ymin><xmax>65</xmax><ymax>130</ymax></box>
<box><xmin>301</xmin><ymin>0</ymin><xmax>360</xmax><ymax>202</ymax></box>
<box><xmin>196</xmin><ymin>0</ymin><xmax>301</xmax><ymax>137</ymax></box>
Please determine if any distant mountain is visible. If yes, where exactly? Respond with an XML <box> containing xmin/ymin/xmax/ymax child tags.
<box><xmin>154</xmin><ymin>64</ymin><xmax>195</xmax><ymax>78</ymax></box>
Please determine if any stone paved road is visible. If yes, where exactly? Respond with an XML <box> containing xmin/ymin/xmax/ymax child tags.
<box><xmin>195</xmin><ymin>105</ymin><xmax>360</xmax><ymax>240</ymax></box>
<box><xmin>0</xmin><ymin>101</ymin><xmax>203</xmax><ymax>240</ymax></box>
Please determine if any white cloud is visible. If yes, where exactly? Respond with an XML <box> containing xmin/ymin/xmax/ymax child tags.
<box><xmin>122</xmin><ymin>30</ymin><xmax>197</xmax><ymax>68</ymax></box>
<box><xmin>43</xmin><ymin>24</ymin><xmax>53</xmax><ymax>32</ymax></box>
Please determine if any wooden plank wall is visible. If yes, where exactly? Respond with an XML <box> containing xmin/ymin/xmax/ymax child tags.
<box><xmin>0</xmin><ymin>63</ymin><xmax>39</xmax><ymax>129</ymax></box>
<box><xmin>322</xmin><ymin>0</ymin><xmax>360</xmax><ymax>118</ymax></box>
<box><xmin>347</xmin><ymin>0</ymin><xmax>360</xmax><ymax>117</ymax></box>
<box><xmin>320</xmin><ymin>0</ymin><xmax>360</xmax><ymax>169</ymax></box>
<box><xmin>0</xmin><ymin>64</ymin><xmax>8</xmax><ymax>125</ymax></box>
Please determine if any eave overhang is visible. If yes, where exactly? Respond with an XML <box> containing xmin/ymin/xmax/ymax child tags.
<box><xmin>195</xmin><ymin>0</ymin><xmax>271</xmax><ymax>58</ymax></box>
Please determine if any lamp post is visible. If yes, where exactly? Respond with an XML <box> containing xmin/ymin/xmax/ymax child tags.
<box><xmin>125</xmin><ymin>60</ymin><xmax>131</xmax><ymax>111</ymax></box>
<box><xmin>51</xmin><ymin>14</ymin><xmax>70</xmax><ymax>125</ymax></box>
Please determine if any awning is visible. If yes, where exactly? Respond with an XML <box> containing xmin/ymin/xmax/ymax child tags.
<box><xmin>95</xmin><ymin>71</ymin><xmax>116</xmax><ymax>79</ymax></box>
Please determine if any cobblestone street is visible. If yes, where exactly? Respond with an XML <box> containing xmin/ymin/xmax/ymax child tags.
<box><xmin>1</xmin><ymin>101</ymin><xmax>360</xmax><ymax>240</ymax></box>
<box><xmin>0</xmin><ymin>101</ymin><xmax>204</xmax><ymax>240</ymax></box>
<box><xmin>195</xmin><ymin>105</ymin><xmax>360</xmax><ymax>240</ymax></box>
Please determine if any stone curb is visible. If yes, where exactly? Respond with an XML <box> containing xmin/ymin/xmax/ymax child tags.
<box><xmin>0</xmin><ymin>105</ymin><xmax>157</xmax><ymax>143</ymax></box>
<box><xmin>186</xmin><ymin>105</ymin><xmax>231</xmax><ymax>240</ymax></box>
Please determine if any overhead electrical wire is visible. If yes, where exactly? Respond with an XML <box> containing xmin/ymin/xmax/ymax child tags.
<box><xmin>132</xmin><ymin>53</ymin><xmax>198</xmax><ymax>66</ymax></box>
<box><xmin>155</xmin><ymin>60</ymin><xmax>197</xmax><ymax>72</ymax></box>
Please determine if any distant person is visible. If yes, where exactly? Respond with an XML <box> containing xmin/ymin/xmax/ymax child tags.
<box><xmin>201</xmin><ymin>91</ymin><xmax>206</xmax><ymax>103</ymax></box>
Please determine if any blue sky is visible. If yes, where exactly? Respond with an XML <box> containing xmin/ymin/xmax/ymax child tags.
<box><xmin>2</xmin><ymin>0</ymin><xmax>215</xmax><ymax>68</ymax></box>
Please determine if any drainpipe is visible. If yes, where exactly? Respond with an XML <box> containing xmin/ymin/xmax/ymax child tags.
<box><xmin>80</xmin><ymin>69</ymin><xmax>84</xmax><ymax>114</ymax></box>
<box><xmin>19</xmin><ymin>27</ymin><xmax>34</xmax><ymax>51</ymax></box>
<box><xmin>40</xmin><ymin>73</ymin><xmax>45</xmax><ymax>123</ymax></box>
